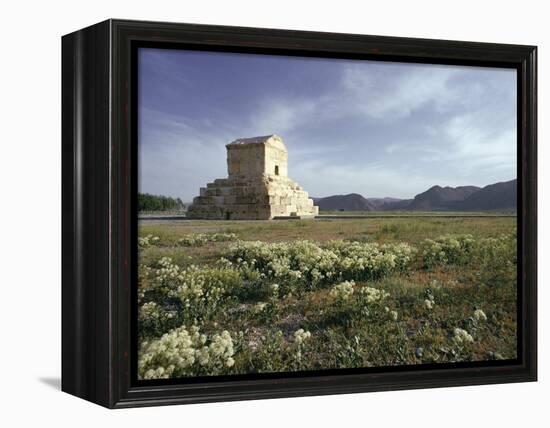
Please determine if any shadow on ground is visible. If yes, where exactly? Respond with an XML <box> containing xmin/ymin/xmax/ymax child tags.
<box><xmin>39</xmin><ymin>377</ymin><xmax>60</xmax><ymax>390</ymax></box>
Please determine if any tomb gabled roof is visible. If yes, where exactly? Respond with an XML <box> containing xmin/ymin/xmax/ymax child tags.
<box><xmin>227</xmin><ymin>134</ymin><xmax>287</xmax><ymax>151</ymax></box>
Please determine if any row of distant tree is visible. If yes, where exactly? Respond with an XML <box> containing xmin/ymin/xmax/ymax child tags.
<box><xmin>138</xmin><ymin>193</ymin><xmax>185</xmax><ymax>212</ymax></box>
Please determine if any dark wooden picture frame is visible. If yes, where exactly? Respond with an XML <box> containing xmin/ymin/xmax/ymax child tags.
<box><xmin>62</xmin><ymin>19</ymin><xmax>537</xmax><ymax>408</ymax></box>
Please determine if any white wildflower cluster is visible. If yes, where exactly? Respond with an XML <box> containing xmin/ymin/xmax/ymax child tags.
<box><xmin>452</xmin><ymin>327</ymin><xmax>474</xmax><ymax>344</ymax></box>
<box><xmin>171</xmin><ymin>267</ymin><xmax>240</xmax><ymax>320</ymax></box>
<box><xmin>178</xmin><ymin>232</ymin><xmax>238</xmax><ymax>247</ymax></box>
<box><xmin>137</xmin><ymin>264</ymin><xmax>153</xmax><ymax>303</ymax></box>
<box><xmin>358</xmin><ymin>286</ymin><xmax>390</xmax><ymax>304</ymax></box>
<box><xmin>293</xmin><ymin>328</ymin><xmax>312</xmax><ymax>344</ymax></box>
<box><xmin>139</xmin><ymin>301</ymin><xmax>176</xmax><ymax>323</ymax></box>
<box><xmin>424</xmin><ymin>295</ymin><xmax>435</xmax><ymax>310</ymax></box>
<box><xmin>325</xmin><ymin>240</ymin><xmax>417</xmax><ymax>278</ymax></box>
<box><xmin>421</xmin><ymin>233</ymin><xmax>516</xmax><ymax>274</ymax></box>
<box><xmin>253</xmin><ymin>302</ymin><xmax>268</xmax><ymax>313</ymax></box>
<box><xmin>291</xmin><ymin>329</ymin><xmax>312</xmax><ymax>365</ymax></box>
<box><xmin>207</xmin><ymin>330</ymin><xmax>235</xmax><ymax>367</ymax></box>
<box><xmin>149</xmin><ymin>257</ymin><xmax>241</xmax><ymax>322</ymax></box>
<box><xmin>138</xmin><ymin>326</ymin><xmax>235</xmax><ymax>379</ymax></box>
<box><xmin>146</xmin><ymin>256</ymin><xmax>183</xmax><ymax>296</ymax></box>
<box><xmin>421</xmin><ymin>234</ymin><xmax>475</xmax><ymax>268</ymax></box>
<box><xmin>268</xmin><ymin>283</ymin><xmax>279</xmax><ymax>296</ymax></box>
<box><xmin>475</xmin><ymin>233</ymin><xmax>517</xmax><ymax>271</ymax></box>
<box><xmin>381</xmin><ymin>242</ymin><xmax>418</xmax><ymax>272</ymax></box>
<box><xmin>329</xmin><ymin>280</ymin><xmax>355</xmax><ymax>301</ymax></box>
<box><xmin>473</xmin><ymin>309</ymin><xmax>487</xmax><ymax>321</ymax></box>
<box><xmin>224</xmin><ymin>239</ymin><xmax>416</xmax><ymax>290</ymax></box>
<box><xmin>136</xmin><ymin>257</ymin><xmax>181</xmax><ymax>302</ymax></box>
<box><xmin>389</xmin><ymin>310</ymin><xmax>399</xmax><ymax>321</ymax></box>
<box><xmin>138</xmin><ymin>234</ymin><xmax>160</xmax><ymax>248</ymax></box>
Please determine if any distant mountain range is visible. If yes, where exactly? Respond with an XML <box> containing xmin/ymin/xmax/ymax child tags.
<box><xmin>312</xmin><ymin>193</ymin><xmax>376</xmax><ymax>211</ymax></box>
<box><xmin>313</xmin><ymin>179</ymin><xmax>517</xmax><ymax>212</ymax></box>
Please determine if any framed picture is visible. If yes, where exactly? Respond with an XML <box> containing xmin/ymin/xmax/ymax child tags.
<box><xmin>62</xmin><ymin>19</ymin><xmax>537</xmax><ymax>408</ymax></box>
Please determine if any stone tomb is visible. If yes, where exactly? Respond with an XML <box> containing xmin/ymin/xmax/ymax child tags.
<box><xmin>187</xmin><ymin>135</ymin><xmax>319</xmax><ymax>220</ymax></box>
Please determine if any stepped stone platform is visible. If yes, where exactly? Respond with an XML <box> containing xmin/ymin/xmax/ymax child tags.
<box><xmin>187</xmin><ymin>135</ymin><xmax>319</xmax><ymax>220</ymax></box>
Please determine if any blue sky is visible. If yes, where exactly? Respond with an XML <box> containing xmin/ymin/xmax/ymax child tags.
<box><xmin>138</xmin><ymin>48</ymin><xmax>517</xmax><ymax>201</ymax></box>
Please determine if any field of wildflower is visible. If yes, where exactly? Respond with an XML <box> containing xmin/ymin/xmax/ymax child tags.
<box><xmin>137</xmin><ymin>217</ymin><xmax>517</xmax><ymax>380</ymax></box>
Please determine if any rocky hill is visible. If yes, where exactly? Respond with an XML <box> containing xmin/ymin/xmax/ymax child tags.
<box><xmin>314</xmin><ymin>179</ymin><xmax>517</xmax><ymax>212</ymax></box>
<box><xmin>454</xmin><ymin>179</ymin><xmax>517</xmax><ymax>211</ymax></box>
<box><xmin>406</xmin><ymin>185</ymin><xmax>481</xmax><ymax>211</ymax></box>
<box><xmin>313</xmin><ymin>193</ymin><xmax>376</xmax><ymax>211</ymax></box>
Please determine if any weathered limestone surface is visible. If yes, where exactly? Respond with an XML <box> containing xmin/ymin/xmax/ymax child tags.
<box><xmin>187</xmin><ymin>135</ymin><xmax>319</xmax><ymax>220</ymax></box>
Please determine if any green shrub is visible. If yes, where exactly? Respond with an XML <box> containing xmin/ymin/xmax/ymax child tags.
<box><xmin>421</xmin><ymin>234</ymin><xmax>475</xmax><ymax>268</ymax></box>
<box><xmin>178</xmin><ymin>232</ymin><xmax>238</xmax><ymax>247</ymax></box>
<box><xmin>223</xmin><ymin>239</ymin><xmax>417</xmax><ymax>292</ymax></box>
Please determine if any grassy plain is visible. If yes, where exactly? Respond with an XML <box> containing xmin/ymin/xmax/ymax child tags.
<box><xmin>137</xmin><ymin>216</ymin><xmax>517</xmax><ymax>379</ymax></box>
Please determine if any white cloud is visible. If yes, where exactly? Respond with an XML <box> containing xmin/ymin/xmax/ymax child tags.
<box><xmin>246</xmin><ymin>61</ymin><xmax>465</xmax><ymax>136</ymax></box>
<box><xmin>340</xmin><ymin>62</ymin><xmax>460</xmax><ymax>119</ymax></box>
<box><xmin>247</xmin><ymin>98</ymin><xmax>317</xmax><ymax>135</ymax></box>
